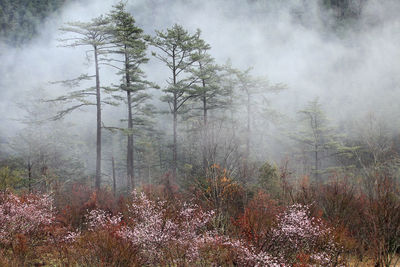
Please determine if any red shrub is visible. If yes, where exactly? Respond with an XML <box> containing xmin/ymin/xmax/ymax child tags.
<box><xmin>234</xmin><ymin>191</ymin><xmax>281</xmax><ymax>247</ymax></box>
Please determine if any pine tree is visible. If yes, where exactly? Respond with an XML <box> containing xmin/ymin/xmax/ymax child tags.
<box><xmin>293</xmin><ymin>98</ymin><xmax>340</xmax><ymax>181</ymax></box>
<box><xmin>108</xmin><ymin>2</ymin><xmax>154</xmax><ymax>190</ymax></box>
<box><xmin>233</xmin><ymin>68</ymin><xmax>284</xmax><ymax>180</ymax></box>
<box><xmin>148</xmin><ymin>24</ymin><xmax>209</xmax><ymax>179</ymax></box>
<box><xmin>190</xmin><ymin>52</ymin><xmax>232</xmax><ymax>170</ymax></box>
<box><xmin>50</xmin><ymin>16</ymin><xmax>112</xmax><ymax>190</ymax></box>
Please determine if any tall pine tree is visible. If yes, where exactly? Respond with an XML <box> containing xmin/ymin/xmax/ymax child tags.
<box><xmin>51</xmin><ymin>16</ymin><xmax>111</xmax><ymax>189</ymax></box>
<box><xmin>108</xmin><ymin>2</ymin><xmax>154</xmax><ymax>190</ymax></box>
<box><xmin>148</xmin><ymin>24</ymin><xmax>209</xmax><ymax>179</ymax></box>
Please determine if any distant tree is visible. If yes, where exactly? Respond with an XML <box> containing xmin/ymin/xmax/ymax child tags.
<box><xmin>148</xmin><ymin>24</ymin><xmax>209</xmax><ymax>179</ymax></box>
<box><xmin>233</xmin><ymin>68</ymin><xmax>284</xmax><ymax>180</ymax></box>
<box><xmin>258</xmin><ymin>161</ymin><xmax>282</xmax><ymax>199</ymax></box>
<box><xmin>0</xmin><ymin>0</ymin><xmax>67</xmax><ymax>45</ymax></box>
<box><xmin>0</xmin><ymin>166</ymin><xmax>23</xmax><ymax>192</ymax></box>
<box><xmin>292</xmin><ymin>98</ymin><xmax>340</xmax><ymax>181</ymax></box>
<box><xmin>189</xmin><ymin>51</ymin><xmax>233</xmax><ymax>170</ymax></box>
<box><xmin>50</xmin><ymin>16</ymin><xmax>112</xmax><ymax>190</ymax></box>
<box><xmin>12</xmin><ymin>89</ymin><xmax>86</xmax><ymax>192</ymax></box>
<box><xmin>322</xmin><ymin>0</ymin><xmax>365</xmax><ymax>19</ymax></box>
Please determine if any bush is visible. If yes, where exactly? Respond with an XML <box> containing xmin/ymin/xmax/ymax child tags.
<box><xmin>64</xmin><ymin>190</ymin><xmax>282</xmax><ymax>266</ymax></box>
<box><xmin>264</xmin><ymin>204</ymin><xmax>345</xmax><ymax>266</ymax></box>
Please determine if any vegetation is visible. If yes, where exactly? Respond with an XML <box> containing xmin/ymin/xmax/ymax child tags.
<box><xmin>0</xmin><ymin>0</ymin><xmax>66</xmax><ymax>45</ymax></box>
<box><xmin>0</xmin><ymin>0</ymin><xmax>399</xmax><ymax>266</ymax></box>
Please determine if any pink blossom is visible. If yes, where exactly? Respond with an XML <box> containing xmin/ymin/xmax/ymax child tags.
<box><xmin>0</xmin><ymin>192</ymin><xmax>55</xmax><ymax>245</ymax></box>
<box><xmin>86</xmin><ymin>190</ymin><xmax>283</xmax><ymax>265</ymax></box>
<box><xmin>267</xmin><ymin>204</ymin><xmax>341</xmax><ymax>265</ymax></box>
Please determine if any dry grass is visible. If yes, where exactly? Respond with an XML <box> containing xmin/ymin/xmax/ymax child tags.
<box><xmin>348</xmin><ymin>256</ymin><xmax>400</xmax><ymax>267</ymax></box>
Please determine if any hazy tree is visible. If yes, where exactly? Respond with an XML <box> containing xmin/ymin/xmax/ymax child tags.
<box><xmin>339</xmin><ymin>113</ymin><xmax>400</xmax><ymax>194</ymax></box>
<box><xmin>258</xmin><ymin>161</ymin><xmax>282</xmax><ymax>199</ymax></box>
<box><xmin>51</xmin><ymin>16</ymin><xmax>112</xmax><ymax>190</ymax></box>
<box><xmin>0</xmin><ymin>0</ymin><xmax>66</xmax><ymax>45</ymax></box>
<box><xmin>322</xmin><ymin>0</ymin><xmax>365</xmax><ymax>19</ymax></box>
<box><xmin>234</xmin><ymin>68</ymin><xmax>284</xmax><ymax>180</ymax></box>
<box><xmin>293</xmin><ymin>98</ymin><xmax>340</xmax><ymax>181</ymax></box>
<box><xmin>10</xmin><ymin>89</ymin><xmax>86</xmax><ymax>192</ymax></box>
<box><xmin>190</xmin><ymin>52</ymin><xmax>235</xmax><ymax>171</ymax></box>
<box><xmin>148</xmin><ymin>24</ymin><xmax>209</xmax><ymax>179</ymax></box>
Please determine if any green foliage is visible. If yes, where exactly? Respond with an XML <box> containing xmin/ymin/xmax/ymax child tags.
<box><xmin>0</xmin><ymin>0</ymin><xmax>66</xmax><ymax>45</ymax></box>
<box><xmin>258</xmin><ymin>162</ymin><xmax>282</xmax><ymax>198</ymax></box>
<box><xmin>108</xmin><ymin>1</ymin><xmax>150</xmax><ymax>91</ymax></box>
<box><xmin>106</xmin><ymin>2</ymin><xmax>158</xmax><ymax>189</ymax></box>
<box><xmin>190</xmin><ymin>52</ymin><xmax>232</xmax><ymax>115</ymax></box>
<box><xmin>292</xmin><ymin>98</ymin><xmax>342</xmax><ymax>180</ymax></box>
<box><xmin>149</xmin><ymin>24</ymin><xmax>210</xmax><ymax>110</ymax></box>
<box><xmin>107</xmin><ymin>1</ymin><xmax>156</xmax><ymax>122</ymax></box>
<box><xmin>0</xmin><ymin>166</ymin><xmax>24</xmax><ymax>191</ymax></box>
<box><xmin>50</xmin><ymin>15</ymin><xmax>115</xmax><ymax>119</ymax></box>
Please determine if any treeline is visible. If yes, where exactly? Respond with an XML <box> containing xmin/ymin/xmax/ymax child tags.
<box><xmin>0</xmin><ymin>0</ymin><xmax>368</xmax><ymax>46</ymax></box>
<box><xmin>322</xmin><ymin>0</ymin><xmax>366</xmax><ymax>19</ymax></box>
<box><xmin>0</xmin><ymin>0</ymin><xmax>67</xmax><ymax>45</ymax></box>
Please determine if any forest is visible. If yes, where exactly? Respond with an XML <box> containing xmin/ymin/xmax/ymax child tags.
<box><xmin>0</xmin><ymin>0</ymin><xmax>399</xmax><ymax>266</ymax></box>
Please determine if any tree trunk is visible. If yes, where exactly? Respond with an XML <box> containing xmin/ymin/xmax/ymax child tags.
<box><xmin>315</xmin><ymin>147</ymin><xmax>319</xmax><ymax>181</ymax></box>
<box><xmin>127</xmin><ymin>90</ymin><xmax>134</xmax><ymax>190</ymax></box>
<box><xmin>28</xmin><ymin>160</ymin><xmax>32</xmax><ymax>193</ymax></box>
<box><xmin>172</xmin><ymin>50</ymin><xmax>177</xmax><ymax>180</ymax></box>
<box><xmin>202</xmin><ymin>87</ymin><xmax>208</xmax><ymax>171</ymax></box>
<box><xmin>94</xmin><ymin>45</ymin><xmax>102</xmax><ymax>190</ymax></box>
<box><xmin>126</xmin><ymin>47</ymin><xmax>134</xmax><ymax>190</ymax></box>
<box><xmin>112</xmin><ymin>156</ymin><xmax>116</xmax><ymax>197</ymax></box>
<box><xmin>244</xmin><ymin>91</ymin><xmax>251</xmax><ymax>180</ymax></box>
<box><xmin>173</xmin><ymin>99</ymin><xmax>177</xmax><ymax>180</ymax></box>
<box><xmin>314</xmin><ymin>115</ymin><xmax>319</xmax><ymax>182</ymax></box>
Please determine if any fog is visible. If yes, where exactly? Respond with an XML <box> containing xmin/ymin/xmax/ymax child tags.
<box><xmin>1</xmin><ymin>0</ymin><xmax>400</xmax><ymax>183</ymax></box>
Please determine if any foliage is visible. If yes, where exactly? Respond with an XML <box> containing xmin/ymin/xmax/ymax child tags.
<box><xmin>234</xmin><ymin>191</ymin><xmax>281</xmax><ymax>248</ymax></box>
<box><xmin>55</xmin><ymin>182</ymin><xmax>118</xmax><ymax>228</ymax></box>
<box><xmin>292</xmin><ymin>98</ymin><xmax>344</xmax><ymax>181</ymax></box>
<box><xmin>0</xmin><ymin>166</ymin><xmax>24</xmax><ymax>192</ymax></box>
<box><xmin>107</xmin><ymin>2</ymin><xmax>155</xmax><ymax>190</ymax></box>
<box><xmin>0</xmin><ymin>176</ymin><xmax>398</xmax><ymax>266</ymax></box>
<box><xmin>1</xmin><ymin>2</ymin><xmax>400</xmax><ymax>266</ymax></box>
<box><xmin>193</xmin><ymin>164</ymin><xmax>245</xmax><ymax>232</ymax></box>
<box><xmin>148</xmin><ymin>23</ymin><xmax>210</xmax><ymax>178</ymax></box>
<box><xmin>257</xmin><ymin>162</ymin><xmax>282</xmax><ymax>199</ymax></box>
<box><xmin>0</xmin><ymin>0</ymin><xmax>66</xmax><ymax>45</ymax></box>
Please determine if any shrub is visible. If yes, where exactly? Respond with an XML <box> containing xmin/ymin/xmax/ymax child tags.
<box><xmin>264</xmin><ymin>203</ymin><xmax>344</xmax><ymax>266</ymax></box>
<box><xmin>234</xmin><ymin>191</ymin><xmax>282</xmax><ymax>248</ymax></box>
<box><xmin>70</xmin><ymin>190</ymin><xmax>283</xmax><ymax>266</ymax></box>
<box><xmin>0</xmin><ymin>192</ymin><xmax>54</xmax><ymax>246</ymax></box>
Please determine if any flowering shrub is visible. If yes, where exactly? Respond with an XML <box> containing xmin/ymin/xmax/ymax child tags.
<box><xmin>82</xmin><ymin>190</ymin><xmax>283</xmax><ymax>266</ymax></box>
<box><xmin>93</xmin><ymin>191</ymin><xmax>216</xmax><ymax>264</ymax></box>
<box><xmin>196</xmin><ymin>232</ymin><xmax>284</xmax><ymax>266</ymax></box>
<box><xmin>86</xmin><ymin>209</ymin><xmax>122</xmax><ymax>230</ymax></box>
<box><xmin>55</xmin><ymin>183</ymin><xmax>117</xmax><ymax>228</ymax></box>
<box><xmin>0</xmin><ymin>192</ymin><xmax>55</xmax><ymax>246</ymax></box>
<box><xmin>265</xmin><ymin>204</ymin><xmax>342</xmax><ymax>266</ymax></box>
<box><xmin>0</xmin><ymin>190</ymin><xmax>351</xmax><ymax>266</ymax></box>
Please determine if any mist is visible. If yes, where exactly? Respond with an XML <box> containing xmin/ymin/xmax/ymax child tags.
<box><xmin>2</xmin><ymin>1</ymin><xmax>400</xmax><ymax>265</ymax></box>
<box><xmin>1</xmin><ymin>0</ymin><xmax>400</xmax><ymax>180</ymax></box>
